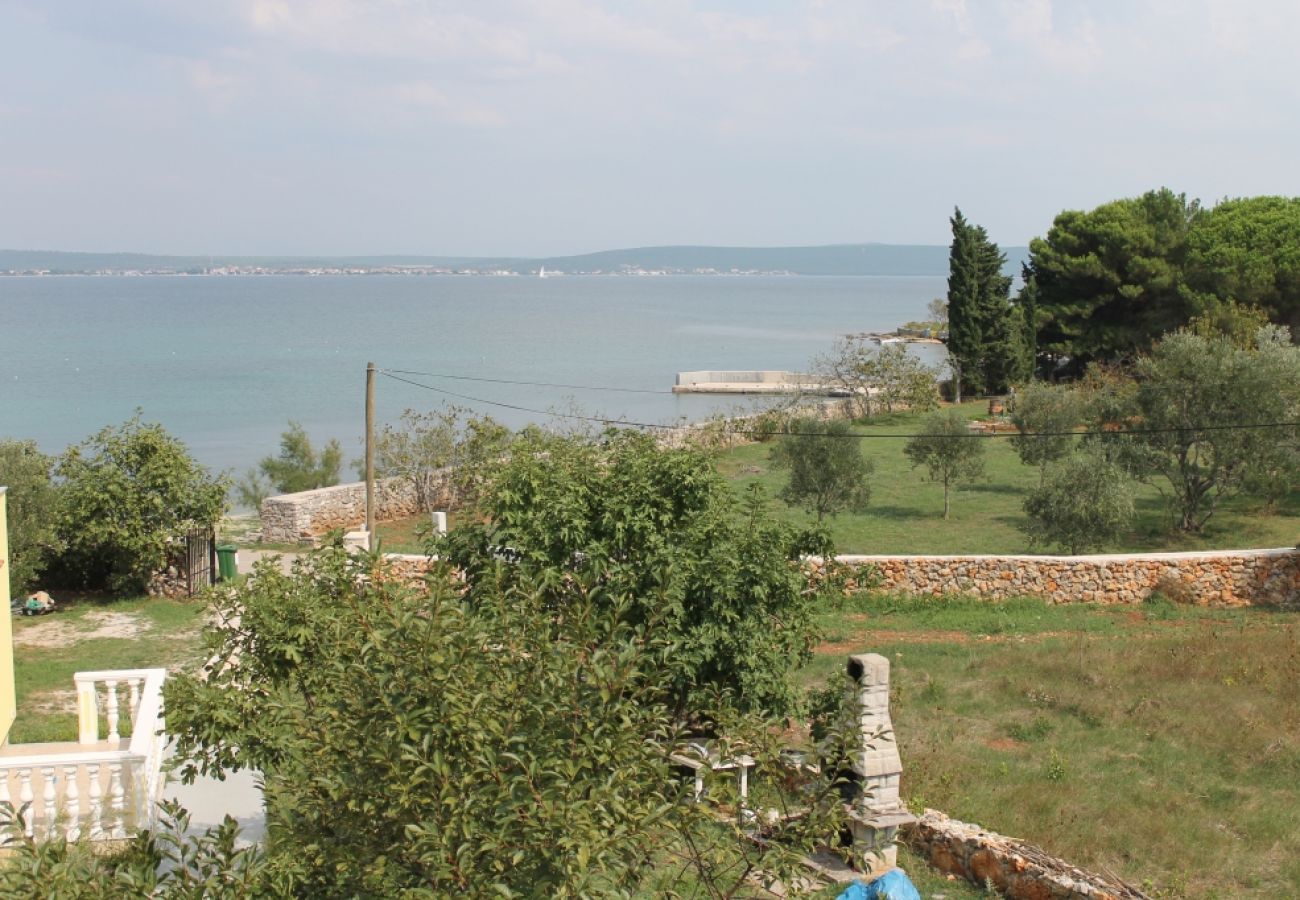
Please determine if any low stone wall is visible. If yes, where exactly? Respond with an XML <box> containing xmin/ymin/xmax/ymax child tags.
<box><xmin>260</xmin><ymin>478</ymin><xmax>428</xmax><ymax>544</ymax></box>
<box><xmin>905</xmin><ymin>809</ymin><xmax>1149</xmax><ymax>899</ymax></box>
<box><xmin>834</xmin><ymin>548</ymin><xmax>1300</xmax><ymax>608</ymax></box>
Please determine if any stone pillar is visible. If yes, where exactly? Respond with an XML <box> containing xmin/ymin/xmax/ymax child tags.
<box><xmin>846</xmin><ymin>653</ymin><xmax>915</xmax><ymax>876</ymax></box>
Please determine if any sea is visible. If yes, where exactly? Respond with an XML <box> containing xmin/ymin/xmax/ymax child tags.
<box><xmin>0</xmin><ymin>274</ymin><xmax>947</xmax><ymax>477</ymax></box>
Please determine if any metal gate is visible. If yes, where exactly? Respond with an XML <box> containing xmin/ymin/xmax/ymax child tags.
<box><xmin>184</xmin><ymin>528</ymin><xmax>215</xmax><ymax>596</ymax></box>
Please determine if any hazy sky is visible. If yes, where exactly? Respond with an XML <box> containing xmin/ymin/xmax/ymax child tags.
<box><xmin>2</xmin><ymin>0</ymin><xmax>1298</xmax><ymax>257</ymax></box>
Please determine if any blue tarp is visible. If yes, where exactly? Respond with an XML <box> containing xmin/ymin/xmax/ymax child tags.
<box><xmin>835</xmin><ymin>869</ymin><xmax>922</xmax><ymax>900</ymax></box>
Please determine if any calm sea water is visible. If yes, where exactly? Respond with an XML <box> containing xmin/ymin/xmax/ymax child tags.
<box><xmin>0</xmin><ymin>274</ymin><xmax>946</xmax><ymax>475</ymax></box>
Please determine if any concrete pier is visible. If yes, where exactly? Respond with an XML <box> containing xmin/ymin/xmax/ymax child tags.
<box><xmin>672</xmin><ymin>370</ymin><xmax>827</xmax><ymax>394</ymax></box>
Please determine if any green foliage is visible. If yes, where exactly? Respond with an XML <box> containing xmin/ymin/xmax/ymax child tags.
<box><xmin>166</xmin><ymin>544</ymin><xmax>848</xmax><ymax>896</ymax></box>
<box><xmin>372</xmin><ymin>404</ymin><xmax>512</xmax><ymax>513</ymax></box>
<box><xmin>1183</xmin><ymin>195</ymin><xmax>1300</xmax><ymax>333</ymax></box>
<box><xmin>1029</xmin><ymin>188</ymin><xmax>1201</xmax><ymax>370</ymax></box>
<box><xmin>811</xmin><ymin>338</ymin><xmax>939</xmax><ymax>418</ymax></box>
<box><xmin>55</xmin><ymin>415</ymin><xmax>227</xmax><ymax>594</ymax></box>
<box><xmin>0</xmin><ymin>440</ymin><xmax>63</xmax><ymax>593</ymax></box>
<box><xmin>875</xmin><ymin>343</ymin><xmax>941</xmax><ymax>414</ymax></box>
<box><xmin>770</xmin><ymin>418</ymin><xmax>872</xmax><ymax>522</ymax></box>
<box><xmin>446</xmin><ymin>429</ymin><xmax>819</xmax><ymax>717</ymax></box>
<box><xmin>1009</xmin><ymin>381</ymin><xmax>1084</xmax><ymax>478</ymax></box>
<box><xmin>1122</xmin><ymin>326</ymin><xmax>1300</xmax><ymax>531</ymax></box>
<box><xmin>251</xmin><ymin>421</ymin><xmax>342</xmax><ymax>496</ymax></box>
<box><xmin>946</xmin><ymin>208</ymin><xmax>1019</xmax><ymax>397</ymax></box>
<box><xmin>0</xmin><ymin>800</ymin><xmax>263</xmax><ymax>898</ymax></box>
<box><xmin>1022</xmin><ymin>449</ymin><xmax>1135</xmax><ymax>554</ymax></box>
<box><xmin>903</xmin><ymin>409</ymin><xmax>986</xmax><ymax>519</ymax></box>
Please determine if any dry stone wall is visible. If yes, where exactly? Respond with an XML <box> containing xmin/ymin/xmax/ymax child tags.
<box><xmin>260</xmin><ymin>477</ymin><xmax>434</xmax><ymax>544</ymax></box>
<box><xmin>833</xmin><ymin>549</ymin><xmax>1300</xmax><ymax>608</ymax></box>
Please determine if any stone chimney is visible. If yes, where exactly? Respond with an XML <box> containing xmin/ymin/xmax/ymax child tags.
<box><xmin>845</xmin><ymin>653</ymin><xmax>915</xmax><ymax>876</ymax></box>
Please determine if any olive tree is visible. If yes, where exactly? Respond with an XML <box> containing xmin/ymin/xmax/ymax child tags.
<box><xmin>372</xmin><ymin>405</ymin><xmax>511</xmax><ymax>514</ymax></box>
<box><xmin>903</xmin><ymin>409</ymin><xmax>986</xmax><ymax>519</ymax></box>
<box><xmin>1023</xmin><ymin>449</ymin><xmax>1135</xmax><ymax>554</ymax></box>
<box><xmin>1124</xmin><ymin>326</ymin><xmax>1300</xmax><ymax>531</ymax></box>
<box><xmin>770</xmin><ymin>418</ymin><xmax>871</xmax><ymax>522</ymax></box>
<box><xmin>1009</xmin><ymin>381</ymin><xmax>1084</xmax><ymax>483</ymax></box>
<box><xmin>56</xmin><ymin>416</ymin><xmax>227</xmax><ymax>594</ymax></box>
<box><xmin>874</xmin><ymin>343</ymin><xmax>940</xmax><ymax>414</ymax></box>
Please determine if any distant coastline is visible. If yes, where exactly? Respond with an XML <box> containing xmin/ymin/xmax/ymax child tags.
<box><xmin>0</xmin><ymin>241</ymin><xmax>1028</xmax><ymax>279</ymax></box>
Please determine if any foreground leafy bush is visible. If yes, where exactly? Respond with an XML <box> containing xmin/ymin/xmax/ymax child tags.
<box><xmin>164</xmin><ymin>544</ymin><xmax>849</xmax><ymax>897</ymax></box>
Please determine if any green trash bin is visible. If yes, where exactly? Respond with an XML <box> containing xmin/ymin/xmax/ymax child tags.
<box><xmin>216</xmin><ymin>544</ymin><xmax>239</xmax><ymax>582</ymax></box>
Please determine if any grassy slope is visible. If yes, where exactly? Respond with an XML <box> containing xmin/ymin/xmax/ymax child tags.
<box><xmin>717</xmin><ymin>402</ymin><xmax>1300</xmax><ymax>555</ymax></box>
<box><xmin>802</xmin><ymin>595</ymin><xmax>1300</xmax><ymax>898</ymax></box>
<box><xmin>9</xmin><ymin>596</ymin><xmax>207</xmax><ymax>743</ymax></box>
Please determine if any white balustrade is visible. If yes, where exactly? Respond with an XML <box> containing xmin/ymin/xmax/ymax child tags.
<box><xmin>0</xmin><ymin>669</ymin><xmax>168</xmax><ymax>843</ymax></box>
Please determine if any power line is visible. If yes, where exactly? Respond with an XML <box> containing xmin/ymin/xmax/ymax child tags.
<box><xmin>378</xmin><ymin>370</ymin><xmax>1300</xmax><ymax>440</ymax></box>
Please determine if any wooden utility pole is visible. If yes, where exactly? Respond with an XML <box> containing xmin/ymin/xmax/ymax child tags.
<box><xmin>365</xmin><ymin>362</ymin><xmax>376</xmax><ymax>552</ymax></box>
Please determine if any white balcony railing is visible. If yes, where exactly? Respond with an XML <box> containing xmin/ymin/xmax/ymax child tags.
<box><xmin>0</xmin><ymin>668</ymin><xmax>168</xmax><ymax>841</ymax></box>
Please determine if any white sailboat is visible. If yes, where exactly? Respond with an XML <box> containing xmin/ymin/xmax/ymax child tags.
<box><xmin>538</xmin><ymin>265</ymin><xmax>547</xmax><ymax>279</ymax></box>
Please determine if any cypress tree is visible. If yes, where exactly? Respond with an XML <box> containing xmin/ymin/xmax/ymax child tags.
<box><xmin>946</xmin><ymin>207</ymin><xmax>1017</xmax><ymax>398</ymax></box>
<box><xmin>946</xmin><ymin>209</ymin><xmax>981</xmax><ymax>403</ymax></box>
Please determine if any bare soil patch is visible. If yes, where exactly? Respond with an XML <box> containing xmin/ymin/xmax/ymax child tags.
<box><xmin>14</xmin><ymin>611</ymin><xmax>149</xmax><ymax>648</ymax></box>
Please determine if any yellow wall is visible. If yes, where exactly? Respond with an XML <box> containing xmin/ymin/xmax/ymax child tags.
<box><xmin>0</xmin><ymin>489</ymin><xmax>16</xmax><ymax>744</ymax></box>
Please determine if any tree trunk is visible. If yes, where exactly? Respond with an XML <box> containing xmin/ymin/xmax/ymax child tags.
<box><xmin>943</xmin><ymin>482</ymin><xmax>951</xmax><ymax>519</ymax></box>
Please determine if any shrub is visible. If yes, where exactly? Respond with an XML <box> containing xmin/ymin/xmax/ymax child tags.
<box><xmin>0</xmin><ymin>440</ymin><xmax>63</xmax><ymax>593</ymax></box>
<box><xmin>55</xmin><ymin>415</ymin><xmax>227</xmax><ymax>594</ymax></box>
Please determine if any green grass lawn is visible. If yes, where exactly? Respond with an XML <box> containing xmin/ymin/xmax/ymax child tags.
<box><xmin>802</xmin><ymin>593</ymin><xmax>1300</xmax><ymax>898</ymax></box>
<box><xmin>8</xmin><ymin>595</ymin><xmax>208</xmax><ymax>744</ymax></box>
<box><xmin>717</xmin><ymin>402</ymin><xmax>1300</xmax><ymax>555</ymax></box>
<box><xmin>374</xmin><ymin>510</ymin><xmax>465</xmax><ymax>555</ymax></box>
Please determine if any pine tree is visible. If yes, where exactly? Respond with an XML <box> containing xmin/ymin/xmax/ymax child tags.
<box><xmin>946</xmin><ymin>209</ymin><xmax>981</xmax><ymax>403</ymax></box>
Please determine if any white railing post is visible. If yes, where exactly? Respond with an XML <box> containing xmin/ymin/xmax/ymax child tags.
<box><xmin>107</xmin><ymin>762</ymin><xmax>125</xmax><ymax>838</ymax></box>
<box><xmin>105</xmin><ymin>681</ymin><xmax>121</xmax><ymax>743</ymax></box>
<box><xmin>76</xmin><ymin>678</ymin><xmax>100</xmax><ymax>744</ymax></box>
<box><xmin>127</xmin><ymin>679</ymin><xmax>141</xmax><ymax>720</ymax></box>
<box><xmin>86</xmin><ymin>763</ymin><xmax>103</xmax><ymax>839</ymax></box>
<box><xmin>18</xmin><ymin>769</ymin><xmax>33</xmax><ymax>838</ymax></box>
<box><xmin>63</xmin><ymin>765</ymin><xmax>80</xmax><ymax>842</ymax></box>
<box><xmin>40</xmin><ymin>767</ymin><xmax>56</xmax><ymax>839</ymax></box>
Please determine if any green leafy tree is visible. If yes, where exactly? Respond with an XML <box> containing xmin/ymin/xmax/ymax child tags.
<box><xmin>770</xmin><ymin>418</ymin><xmax>872</xmax><ymax>522</ymax></box>
<box><xmin>1009</xmin><ymin>381</ymin><xmax>1084</xmax><ymax>482</ymax></box>
<box><xmin>1023</xmin><ymin>449</ymin><xmax>1135</xmax><ymax>554</ymax></box>
<box><xmin>56</xmin><ymin>415</ymin><xmax>227</xmax><ymax>594</ymax></box>
<box><xmin>0</xmin><ymin>440</ymin><xmax>63</xmax><ymax>593</ymax></box>
<box><xmin>1120</xmin><ymin>326</ymin><xmax>1300</xmax><ymax>531</ymax></box>
<box><xmin>903</xmin><ymin>409</ymin><xmax>986</xmax><ymax>519</ymax></box>
<box><xmin>164</xmin><ymin>541</ymin><xmax>850</xmax><ymax>896</ymax></box>
<box><xmin>946</xmin><ymin>207</ymin><xmax>1016</xmax><ymax>398</ymax></box>
<box><xmin>1028</xmin><ymin>188</ymin><xmax>1202</xmax><ymax>370</ymax></box>
<box><xmin>1183</xmin><ymin>195</ymin><xmax>1300</xmax><ymax>333</ymax></box>
<box><xmin>251</xmin><ymin>421</ymin><xmax>342</xmax><ymax>496</ymax></box>
<box><xmin>446</xmin><ymin>429</ymin><xmax>820</xmax><ymax>717</ymax></box>
<box><xmin>372</xmin><ymin>405</ymin><xmax>512</xmax><ymax>514</ymax></box>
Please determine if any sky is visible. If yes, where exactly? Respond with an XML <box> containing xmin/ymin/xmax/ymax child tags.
<box><xmin>2</xmin><ymin>0</ymin><xmax>1298</xmax><ymax>257</ymax></box>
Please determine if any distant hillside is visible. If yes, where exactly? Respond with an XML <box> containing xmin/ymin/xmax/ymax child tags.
<box><xmin>535</xmin><ymin>243</ymin><xmax>1028</xmax><ymax>276</ymax></box>
<box><xmin>0</xmin><ymin>250</ymin><xmax>497</xmax><ymax>273</ymax></box>
<box><xmin>0</xmin><ymin>243</ymin><xmax>1028</xmax><ymax>276</ymax></box>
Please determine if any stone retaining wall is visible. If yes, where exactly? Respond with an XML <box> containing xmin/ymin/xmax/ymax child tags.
<box><xmin>905</xmin><ymin>809</ymin><xmax>1149</xmax><ymax>899</ymax></box>
<box><xmin>833</xmin><ymin>548</ymin><xmax>1300</xmax><ymax>607</ymax></box>
<box><xmin>260</xmin><ymin>477</ymin><xmax>433</xmax><ymax>544</ymax></box>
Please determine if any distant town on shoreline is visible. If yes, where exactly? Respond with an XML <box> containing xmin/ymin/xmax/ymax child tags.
<box><xmin>0</xmin><ymin>242</ymin><xmax>1028</xmax><ymax>279</ymax></box>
